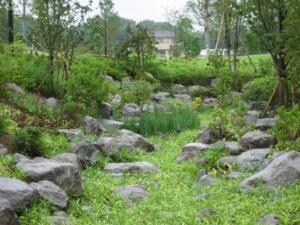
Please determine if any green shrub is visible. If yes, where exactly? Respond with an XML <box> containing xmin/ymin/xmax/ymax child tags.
<box><xmin>0</xmin><ymin>114</ymin><xmax>9</xmax><ymax>136</ymax></box>
<box><xmin>242</xmin><ymin>76</ymin><xmax>277</xmax><ymax>102</ymax></box>
<box><xmin>12</xmin><ymin>127</ymin><xmax>44</xmax><ymax>157</ymax></box>
<box><xmin>61</xmin><ymin>101</ymin><xmax>84</xmax><ymax>121</ymax></box>
<box><xmin>66</xmin><ymin>72</ymin><xmax>108</xmax><ymax>106</ymax></box>
<box><xmin>121</xmin><ymin>79</ymin><xmax>157</xmax><ymax>106</ymax></box>
<box><xmin>124</xmin><ymin>105</ymin><xmax>199</xmax><ymax>136</ymax></box>
<box><xmin>271</xmin><ymin>106</ymin><xmax>300</xmax><ymax>151</ymax></box>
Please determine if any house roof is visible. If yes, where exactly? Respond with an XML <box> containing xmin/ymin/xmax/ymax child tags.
<box><xmin>154</xmin><ymin>30</ymin><xmax>175</xmax><ymax>38</ymax></box>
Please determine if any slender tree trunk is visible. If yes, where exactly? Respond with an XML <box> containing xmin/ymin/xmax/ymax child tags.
<box><xmin>233</xmin><ymin>15</ymin><xmax>240</xmax><ymax>72</ymax></box>
<box><xmin>215</xmin><ymin>13</ymin><xmax>224</xmax><ymax>50</ymax></box>
<box><xmin>204</xmin><ymin>0</ymin><xmax>210</xmax><ymax>57</ymax></box>
<box><xmin>8</xmin><ymin>0</ymin><xmax>14</xmax><ymax>43</ymax></box>
<box><xmin>104</xmin><ymin>13</ymin><xmax>108</xmax><ymax>56</ymax></box>
<box><xmin>224</xmin><ymin>5</ymin><xmax>231</xmax><ymax>70</ymax></box>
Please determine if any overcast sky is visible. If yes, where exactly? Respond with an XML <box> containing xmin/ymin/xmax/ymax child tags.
<box><xmin>83</xmin><ymin>0</ymin><xmax>188</xmax><ymax>22</ymax></box>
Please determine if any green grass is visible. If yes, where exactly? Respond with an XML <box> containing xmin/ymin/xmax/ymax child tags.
<box><xmin>19</xmin><ymin>129</ymin><xmax>300</xmax><ymax>225</ymax></box>
<box><xmin>124</xmin><ymin>105</ymin><xmax>200</xmax><ymax>136</ymax></box>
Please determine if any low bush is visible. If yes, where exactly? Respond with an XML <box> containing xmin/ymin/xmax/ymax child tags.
<box><xmin>242</xmin><ymin>76</ymin><xmax>277</xmax><ymax>102</ymax></box>
<box><xmin>124</xmin><ymin>105</ymin><xmax>199</xmax><ymax>136</ymax></box>
<box><xmin>61</xmin><ymin>101</ymin><xmax>84</xmax><ymax>121</ymax></box>
<box><xmin>11</xmin><ymin>127</ymin><xmax>44</xmax><ymax>157</ymax></box>
<box><xmin>271</xmin><ymin>106</ymin><xmax>300</xmax><ymax>151</ymax></box>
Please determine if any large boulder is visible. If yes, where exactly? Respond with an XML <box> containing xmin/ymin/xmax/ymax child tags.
<box><xmin>240</xmin><ymin>151</ymin><xmax>300</xmax><ymax>191</ymax></box>
<box><xmin>104</xmin><ymin>162</ymin><xmax>159</xmax><ymax>176</ymax></box>
<box><xmin>72</xmin><ymin>141</ymin><xmax>99</xmax><ymax>168</ymax></box>
<box><xmin>203</xmin><ymin>98</ymin><xmax>219</xmax><ymax>108</ymax></box>
<box><xmin>122</xmin><ymin>103</ymin><xmax>141</xmax><ymax>118</ymax></box>
<box><xmin>113</xmin><ymin>185</ymin><xmax>149</xmax><ymax>205</ymax></box>
<box><xmin>217</xmin><ymin>156</ymin><xmax>237</xmax><ymax>169</ymax></box>
<box><xmin>99</xmin><ymin>102</ymin><xmax>114</xmax><ymax>119</ymax></box>
<box><xmin>198</xmin><ymin>127</ymin><xmax>220</xmax><ymax>144</ymax></box>
<box><xmin>0</xmin><ymin>177</ymin><xmax>38</xmax><ymax>210</ymax></box>
<box><xmin>151</xmin><ymin>92</ymin><xmax>170</xmax><ymax>102</ymax></box>
<box><xmin>244</xmin><ymin>110</ymin><xmax>260</xmax><ymax>125</ymax></box>
<box><xmin>99</xmin><ymin>119</ymin><xmax>124</xmax><ymax>131</ymax></box>
<box><xmin>236</xmin><ymin>148</ymin><xmax>271</xmax><ymax>171</ymax></box>
<box><xmin>94</xmin><ymin>129</ymin><xmax>155</xmax><ymax>156</ymax></box>
<box><xmin>0</xmin><ymin>199</ymin><xmax>20</xmax><ymax>225</ymax></box>
<box><xmin>255</xmin><ymin>118</ymin><xmax>278</xmax><ymax>131</ymax></box>
<box><xmin>171</xmin><ymin>84</ymin><xmax>187</xmax><ymax>94</ymax></box>
<box><xmin>240</xmin><ymin>130</ymin><xmax>276</xmax><ymax>150</ymax></box>
<box><xmin>224</xmin><ymin>141</ymin><xmax>244</xmax><ymax>155</ymax></box>
<box><xmin>30</xmin><ymin>181</ymin><xmax>69</xmax><ymax>208</ymax></box>
<box><xmin>0</xmin><ymin>143</ymin><xmax>9</xmax><ymax>155</ymax></box>
<box><xmin>52</xmin><ymin>153</ymin><xmax>82</xmax><ymax>173</ymax></box>
<box><xmin>16</xmin><ymin>157</ymin><xmax>82</xmax><ymax>196</ymax></box>
<box><xmin>176</xmin><ymin>143</ymin><xmax>208</xmax><ymax>162</ymax></box>
<box><xmin>174</xmin><ymin>94</ymin><xmax>192</xmax><ymax>102</ymax></box>
<box><xmin>82</xmin><ymin>116</ymin><xmax>105</xmax><ymax>136</ymax></box>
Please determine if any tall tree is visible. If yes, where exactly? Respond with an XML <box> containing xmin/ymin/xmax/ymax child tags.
<box><xmin>187</xmin><ymin>0</ymin><xmax>212</xmax><ymax>56</ymax></box>
<box><xmin>99</xmin><ymin>0</ymin><xmax>114</xmax><ymax>56</ymax></box>
<box><xmin>246</xmin><ymin>0</ymin><xmax>290</xmax><ymax>107</ymax></box>
<box><xmin>8</xmin><ymin>0</ymin><xmax>13</xmax><ymax>43</ymax></box>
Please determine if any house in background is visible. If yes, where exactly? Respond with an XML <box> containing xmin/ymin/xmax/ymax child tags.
<box><xmin>154</xmin><ymin>30</ymin><xmax>181</xmax><ymax>58</ymax></box>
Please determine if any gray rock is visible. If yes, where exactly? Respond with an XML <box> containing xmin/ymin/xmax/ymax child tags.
<box><xmin>258</xmin><ymin>214</ymin><xmax>280</xmax><ymax>225</ymax></box>
<box><xmin>94</xmin><ymin>129</ymin><xmax>155</xmax><ymax>156</ymax></box>
<box><xmin>6</xmin><ymin>83</ymin><xmax>25</xmax><ymax>95</ymax></box>
<box><xmin>30</xmin><ymin>181</ymin><xmax>69</xmax><ymax>208</ymax></box>
<box><xmin>203</xmin><ymin>98</ymin><xmax>219</xmax><ymax>108</ymax></box>
<box><xmin>82</xmin><ymin>116</ymin><xmax>105</xmax><ymax>136</ymax></box>
<box><xmin>49</xmin><ymin>211</ymin><xmax>68</xmax><ymax>225</ymax></box>
<box><xmin>176</xmin><ymin>143</ymin><xmax>208</xmax><ymax>162</ymax></box>
<box><xmin>151</xmin><ymin>92</ymin><xmax>170</xmax><ymax>102</ymax></box>
<box><xmin>0</xmin><ymin>177</ymin><xmax>38</xmax><ymax>210</ymax></box>
<box><xmin>228</xmin><ymin>172</ymin><xmax>245</xmax><ymax>179</ymax></box>
<box><xmin>217</xmin><ymin>156</ymin><xmax>237</xmax><ymax>168</ymax></box>
<box><xmin>199</xmin><ymin>127</ymin><xmax>220</xmax><ymax>144</ymax></box>
<box><xmin>244</xmin><ymin>110</ymin><xmax>260</xmax><ymax>125</ymax></box>
<box><xmin>16</xmin><ymin>158</ymin><xmax>82</xmax><ymax>196</ymax></box>
<box><xmin>114</xmin><ymin>185</ymin><xmax>149</xmax><ymax>204</ymax></box>
<box><xmin>45</xmin><ymin>97</ymin><xmax>58</xmax><ymax>108</ymax></box>
<box><xmin>240</xmin><ymin>130</ymin><xmax>276</xmax><ymax>150</ymax></box>
<box><xmin>188</xmin><ymin>85</ymin><xmax>210</xmax><ymax>97</ymax></box>
<box><xmin>72</xmin><ymin>141</ymin><xmax>99</xmax><ymax>168</ymax></box>
<box><xmin>259</xmin><ymin>151</ymin><xmax>285</xmax><ymax>171</ymax></box>
<box><xmin>52</xmin><ymin>153</ymin><xmax>82</xmax><ymax>173</ymax></box>
<box><xmin>0</xmin><ymin>199</ymin><xmax>20</xmax><ymax>225</ymax></box>
<box><xmin>100</xmin><ymin>102</ymin><xmax>114</xmax><ymax>119</ymax></box>
<box><xmin>237</xmin><ymin>148</ymin><xmax>271</xmax><ymax>171</ymax></box>
<box><xmin>173</xmin><ymin>94</ymin><xmax>192</xmax><ymax>102</ymax></box>
<box><xmin>224</xmin><ymin>141</ymin><xmax>244</xmax><ymax>155</ymax></box>
<box><xmin>172</xmin><ymin>84</ymin><xmax>187</xmax><ymax>94</ymax></box>
<box><xmin>104</xmin><ymin>162</ymin><xmax>159</xmax><ymax>176</ymax></box>
<box><xmin>111</xmin><ymin>94</ymin><xmax>121</xmax><ymax>105</ymax></box>
<box><xmin>0</xmin><ymin>143</ymin><xmax>9</xmax><ymax>155</ymax></box>
<box><xmin>99</xmin><ymin>119</ymin><xmax>124</xmax><ymax>131</ymax></box>
<box><xmin>255</xmin><ymin>118</ymin><xmax>278</xmax><ymax>131</ymax></box>
<box><xmin>57</xmin><ymin>129</ymin><xmax>84</xmax><ymax>141</ymax></box>
<box><xmin>197</xmin><ymin>208</ymin><xmax>216</xmax><ymax>221</ymax></box>
<box><xmin>240</xmin><ymin>151</ymin><xmax>300</xmax><ymax>191</ymax></box>
<box><xmin>14</xmin><ymin>153</ymin><xmax>30</xmax><ymax>164</ymax></box>
<box><xmin>198</xmin><ymin>174</ymin><xmax>216</xmax><ymax>187</ymax></box>
<box><xmin>198</xmin><ymin>157</ymin><xmax>209</xmax><ymax>166</ymax></box>
<box><xmin>122</xmin><ymin>103</ymin><xmax>141</xmax><ymax>118</ymax></box>
<box><xmin>103</xmin><ymin>75</ymin><xmax>114</xmax><ymax>82</ymax></box>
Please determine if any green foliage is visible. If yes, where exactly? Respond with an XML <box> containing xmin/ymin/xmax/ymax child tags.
<box><xmin>66</xmin><ymin>72</ymin><xmax>108</xmax><ymax>106</ymax></box>
<box><xmin>124</xmin><ymin>105</ymin><xmax>199</xmax><ymax>136</ymax></box>
<box><xmin>41</xmin><ymin>134</ymin><xmax>70</xmax><ymax>158</ymax></box>
<box><xmin>271</xmin><ymin>106</ymin><xmax>300</xmax><ymax>151</ymax></box>
<box><xmin>242</xmin><ymin>76</ymin><xmax>277</xmax><ymax>102</ymax></box>
<box><xmin>0</xmin><ymin>155</ymin><xmax>26</xmax><ymax>180</ymax></box>
<box><xmin>192</xmin><ymin>97</ymin><xmax>202</xmax><ymax>111</ymax></box>
<box><xmin>61</xmin><ymin>101</ymin><xmax>84</xmax><ymax>121</ymax></box>
<box><xmin>0</xmin><ymin>114</ymin><xmax>10</xmax><ymax>136</ymax></box>
<box><xmin>11</xmin><ymin>127</ymin><xmax>44</xmax><ymax>157</ymax></box>
<box><xmin>121</xmin><ymin>79</ymin><xmax>157</xmax><ymax>106</ymax></box>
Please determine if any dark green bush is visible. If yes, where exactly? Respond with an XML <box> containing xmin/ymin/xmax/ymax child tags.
<box><xmin>12</xmin><ymin>127</ymin><xmax>43</xmax><ymax>157</ymax></box>
<box><xmin>271</xmin><ymin>106</ymin><xmax>300</xmax><ymax>151</ymax></box>
<box><xmin>124</xmin><ymin>105</ymin><xmax>199</xmax><ymax>136</ymax></box>
<box><xmin>242</xmin><ymin>76</ymin><xmax>277</xmax><ymax>102</ymax></box>
<box><xmin>0</xmin><ymin>114</ymin><xmax>9</xmax><ymax>136</ymax></box>
<box><xmin>61</xmin><ymin>101</ymin><xmax>84</xmax><ymax>121</ymax></box>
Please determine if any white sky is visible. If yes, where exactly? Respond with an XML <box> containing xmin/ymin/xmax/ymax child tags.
<box><xmin>82</xmin><ymin>0</ymin><xmax>188</xmax><ymax>22</ymax></box>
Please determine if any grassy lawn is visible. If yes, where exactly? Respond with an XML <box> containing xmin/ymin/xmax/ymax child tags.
<box><xmin>17</xmin><ymin>109</ymin><xmax>300</xmax><ymax>225</ymax></box>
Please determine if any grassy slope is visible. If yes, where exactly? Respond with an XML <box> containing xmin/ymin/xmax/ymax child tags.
<box><xmin>18</xmin><ymin>110</ymin><xmax>300</xmax><ymax>225</ymax></box>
